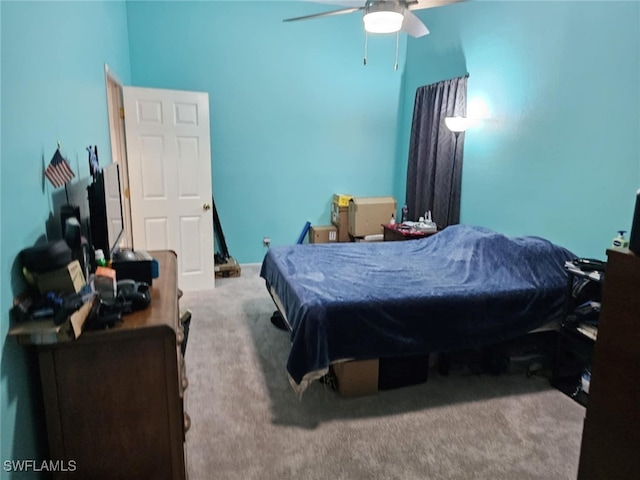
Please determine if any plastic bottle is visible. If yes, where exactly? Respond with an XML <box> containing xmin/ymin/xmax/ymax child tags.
<box><xmin>95</xmin><ymin>249</ymin><xmax>107</xmax><ymax>267</ymax></box>
<box><xmin>390</xmin><ymin>213</ymin><xmax>396</xmax><ymax>225</ymax></box>
<box><xmin>612</xmin><ymin>230</ymin><xmax>629</xmax><ymax>250</ymax></box>
<box><xmin>401</xmin><ymin>204</ymin><xmax>408</xmax><ymax>223</ymax></box>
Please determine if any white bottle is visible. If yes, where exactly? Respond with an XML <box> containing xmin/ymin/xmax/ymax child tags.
<box><xmin>612</xmin><ymin>230</ymin><xmax>629</xmax><ymax>251</ymax></box>
<box><xmin>390</xmin><ymin>213</ymin><xmax>396</xmax><ymax>225</ymax></box>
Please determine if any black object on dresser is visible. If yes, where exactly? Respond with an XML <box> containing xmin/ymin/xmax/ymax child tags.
<box><xmin>60</xmin><ymin>204</ymin><xmax>81</xmax><ymax>238</ymax></box>
<box><xmin>629</xmin><ymin>189</ymin><xmax>640</xmax><ymax>254</ymax></box>
<box><xmin>87</xmin><ymin>172</ymin><xmax>109</xmax><ymax>260</ymax></box>
<box><xmin>87</xmin><ymin>164</ymin><xmax>124</xmax><ymax>262</ymax></box>
<box><xmin>111</xmin><ymin>249</ymin><xmax>154</xmax><ymax>285</ymax></box>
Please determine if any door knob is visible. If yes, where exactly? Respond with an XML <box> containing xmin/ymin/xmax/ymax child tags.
<box><xmin>203</xmin><ymin>203</ymin><xmax>211</xmax><ymax>211</ymax></box>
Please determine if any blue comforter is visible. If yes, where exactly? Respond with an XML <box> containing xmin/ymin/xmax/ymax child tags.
<box><xmin>260</xmin><ymin>225</ymin><xmax>575</xmax><ymax>389</ymax></box>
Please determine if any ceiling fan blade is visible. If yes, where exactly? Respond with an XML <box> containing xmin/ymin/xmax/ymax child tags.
<box><xmin>307</xmin><ymin>1</ymin><xmax>365</xmax><ymax>6</ymax></box>
<box><xmin>308</xmin><ymin>1</ymin><xmax>418</xmax><ymax>7</ymax></box>
<box><xmin>401</xmin><ymin>9</ymin><xmax>430</xmax><ymax>37</ymax></box>
<box><xmin>283</xmin><ymin>7</ymin><xmax>363</xmax><ymax>23</ymax></box>
<box><xmin>407</xmin><ymin>0</ymin><xmax>465</xmax><ymax>11</ymax></box>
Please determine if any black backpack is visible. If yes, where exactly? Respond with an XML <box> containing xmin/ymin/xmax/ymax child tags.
<box><xmin>20</xmin><ymin>240</ymin><xmax>73</xmax><ymax>274</ymax></box>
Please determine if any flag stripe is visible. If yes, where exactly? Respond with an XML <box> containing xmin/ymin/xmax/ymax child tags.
<box><xmin>44</xmin><ymin>168</ymin><xmax>59</xmax><ymax>186</ymax></box>
<box><xmin>49</xmin><ymin>166</ymin><xmax>65</xmax><ymax>185</ymax></box>
<box><xmin>45</xmin><ymin>168</ymin><xmax>63</xmax><ymax>188</ymax></box>
<box><xmin>50</xmin><ymin>167</ymin><xmax>73</xmax><ymax>185</ymax></box>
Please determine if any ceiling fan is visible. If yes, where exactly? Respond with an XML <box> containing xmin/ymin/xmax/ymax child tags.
<box><xmin>283</xmin><ymin>0</ymin><xmax>462</xmax><ymax>38</ymax></box>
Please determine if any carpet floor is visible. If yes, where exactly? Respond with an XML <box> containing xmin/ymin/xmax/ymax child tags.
<box><xmin>180</xmin><ymin>264</ymin><xmax>585</xmax><ymax>480</ymax></box>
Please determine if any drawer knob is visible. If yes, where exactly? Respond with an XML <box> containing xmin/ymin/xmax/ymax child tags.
<box><xmin>184</xmin><ymin>412</ymin><xmax>191</xmax><ymax>433</ymax></box>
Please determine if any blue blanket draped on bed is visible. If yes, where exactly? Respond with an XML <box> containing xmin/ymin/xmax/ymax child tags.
<box><xmin>260</xmin><ymin>225</ymin><xmax>575</xmax><ymax>389</ymax></box>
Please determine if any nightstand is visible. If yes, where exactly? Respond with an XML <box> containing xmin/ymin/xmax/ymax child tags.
<box><xmin>551</xmin><ymin>262</ymin><xmax>603</xmax><ymax>407</ymax></box>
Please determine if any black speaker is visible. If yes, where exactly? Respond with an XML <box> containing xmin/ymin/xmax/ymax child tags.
<box><xmin>629</xmin><ymin>189</ymin><xmax>640</xmax><ymax>254</ymax></box>
<box><xmin>60</xmin><ymin>204</ymin><xmax>81</xmax><ymax>237</ymax></box>
<box><xmin>64</xmin><ymin>217</ymin><xmax>82</xmax><ymax>249</ymax></box>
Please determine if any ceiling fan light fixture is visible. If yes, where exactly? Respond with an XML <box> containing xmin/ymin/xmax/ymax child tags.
<box><xmin>363</xmin><ymin>4</ymin><xmax>404</xmax><ymax>34</ymax></box>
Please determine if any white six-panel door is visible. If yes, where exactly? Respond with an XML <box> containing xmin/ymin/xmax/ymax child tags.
<box><xmin>123</xmin><ymin>86</ymin><xmax>215</xmax><ymax>291</ymax></box>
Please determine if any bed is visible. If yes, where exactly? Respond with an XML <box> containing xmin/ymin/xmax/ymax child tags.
<box><xmin>260</xmin><ymin>225</ymin><xmax>575</xmax><ymax>395</ymax></box>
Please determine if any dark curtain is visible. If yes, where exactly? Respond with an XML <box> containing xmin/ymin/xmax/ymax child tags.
<box><xmin>405</xmin><ymin>75</ymin><xmax>468</xmax><ymax>227</ymax></box>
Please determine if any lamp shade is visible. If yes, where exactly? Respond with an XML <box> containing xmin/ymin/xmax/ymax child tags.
<box><xmin>444</xmin><ymin>116</ymin><xmax>472</xmax><ymax>133</ymax></box>
<box><xmin>363</xmin><ymin>4</ymin><xmax>404</xmax><ymax>34</ymax></box>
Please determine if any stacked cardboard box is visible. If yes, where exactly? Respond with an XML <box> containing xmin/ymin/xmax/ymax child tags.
<box><xmin>35</xmin><ymin>260</ymin><xmax>85</xmax><ymax>295</ymax></box>
<box><xmin>308</xmin><ymin>225</ymin><xmax>338</xmax><ymax>244</ymax></box>
<box><xmin>348</xmin><ymin>196</ymin><xmax>397</xmax><ymax>238</ymax></box>
<box><xmin>331</xmin><ymin>194</ymin><xmax>352</xmax><ymax>242</ymax></box>
<box><xmin>311</xmin><ymin>194</ymin><xmax>397</xmax><ymax>243</ymax></box>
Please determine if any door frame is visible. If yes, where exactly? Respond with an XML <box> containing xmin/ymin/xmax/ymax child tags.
<box><xmin>104</xmin><ymin>64</ymin><xmax>133</xmax><ymax>249</ymax></box>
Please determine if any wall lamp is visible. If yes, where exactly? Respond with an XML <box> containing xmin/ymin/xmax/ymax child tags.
<box><xmin>444</xmin><ymin>116</ymin><xmax>472</xmax><ymax>225</ymax></box>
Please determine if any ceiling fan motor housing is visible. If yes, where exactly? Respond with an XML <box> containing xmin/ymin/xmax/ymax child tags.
<box><xmin>363</xmin><ymin>1</ymin><xmax>405</xmax><ymax>34</ymax></box>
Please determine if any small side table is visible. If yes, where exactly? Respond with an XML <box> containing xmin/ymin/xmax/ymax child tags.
<box><xmin>382</xmin><ymin>224</ymin><xmax>438</xmax><ymax>242</ymax></box>
<box><xmin>550</xmin><ymin>263</ymin><xmax>603</xmax><ymax>407</ymax></box>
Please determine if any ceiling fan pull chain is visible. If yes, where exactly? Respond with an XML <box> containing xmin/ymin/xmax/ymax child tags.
<box><xmin>394</xmin><ymin>31</ymin><xmax>399</xmax><ymax>71</ymax></box>
<box><xmin>363</xmin><ymin>32</ymin><xmax>368</xmax><ymax>66</ymax></box>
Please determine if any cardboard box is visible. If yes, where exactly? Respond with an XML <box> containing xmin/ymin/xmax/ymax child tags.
<box><xmin>332</xmin><ymin>354</ymin><xmax>430</xmax><ymax>397</ymax></box>
<box><xmin>333</xmin><ymin>193</ymin><xmax>353</xmax><ymax>208</ymax></box>
<box><xmin>214</xmin><ymin>257</ymin><xmax>241</xmax><ymax>278</ymax></box>
<box><xmin>332</xmin><ymin>359</ymin><xmax>379</xmax><ymax>397</ymax></box>
<box><xmin>336</xmin><ymin>223</ymin><xmax>350</xmax><ymax>243</ymax></box>
<box><xmin>331</xmin><ymin>203</ymin><xmax>350</xmax><ymax>242</ymax></box>
<box><xmin>348</xmin><ymin>196</ymin><xmax>397</xmax><ymax>238</ymax></box>
<box><xmin>36</xmin><ymin>260</ymin><xmax>85</xmax><ymax>294</ymax></box>
<box><xmin>309</xmin><ymin>225</ymin><xmax>338</xmax><ymax>244</ymax></box>
<box><xmin>8</xmin><ymin>296</ymin><xmax>95</xmax><ymax>345</ymax></box>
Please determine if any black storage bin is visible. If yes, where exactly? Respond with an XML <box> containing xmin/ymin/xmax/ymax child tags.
<box><xmin>378</xmin><ymin>354</ymin><xmax>430</xmax><ymax>390</ymax></box>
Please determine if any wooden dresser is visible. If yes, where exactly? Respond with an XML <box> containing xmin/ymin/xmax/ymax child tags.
<box><xmin>577</xmin><ymin>249</ymin><xmax>640</xmax><ymax>479</ymax></box>
<box><xmin>37</xmin><ymin>250</ymin><xmax>188</xmax><ymax>479</ymax></box>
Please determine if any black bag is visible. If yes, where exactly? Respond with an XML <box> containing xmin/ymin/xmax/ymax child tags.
<box><xmin>20</xmin><ymin>240</ymin><xmax>73</xmax><ymax>274</ymax></box>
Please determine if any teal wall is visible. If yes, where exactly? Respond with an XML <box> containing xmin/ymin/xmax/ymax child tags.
<box><xmin>398</xmin><ymin>1</ymin><xmax>640</xmax><ymax>259</ymax></box>
<box><xmin>125</xmin><ymin>1</ymin><xmax>406</xmax><ymax>263</ymax></box>
<box><xmin>0</xmin><ymin>1</ymin><xmax>131</xmax><ymax>476</ymax></box>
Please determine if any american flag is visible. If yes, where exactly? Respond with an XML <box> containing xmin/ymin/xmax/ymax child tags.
<box><xmin>45</xmin><ymin>148</ymin><xmax>75</xmax><ymax>188</ymax></box>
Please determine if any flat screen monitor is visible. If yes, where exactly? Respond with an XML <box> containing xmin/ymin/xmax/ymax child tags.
<box><xmin>88</xmin><ymin>163</ymin><xmax>125</xmax><ymax>262</ymax></box>
<box><xmin>630</xmin><ymin>189</ymin><xmax>640</xmax><ymax>254</ymax></box>
<box><xmin>103</xmin><ymin>163</ymin><xmax>125</xmax><ymax>259</ymax></box>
